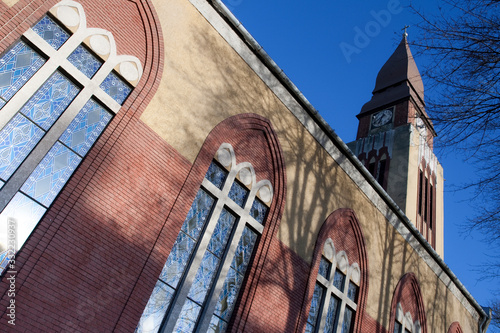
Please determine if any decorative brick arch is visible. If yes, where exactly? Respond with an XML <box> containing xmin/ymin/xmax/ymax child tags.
<box><xmin>447</xmin><ymin>322</ymin><xmax>463</xmax><ymax>333</ymax></box>
<box><xmin>389</xmin><ymin>273</ymin><xmax>428</xmax><ymax>333</ymax></box>
<box><xmin>0</xmin><ymin>0</ymin><xmax>164</xmax><ymax>331</ymax></box>
<box><xmin>297</xmin><ymin>208</ymin><xmax>369</xmax><ymax>332</ymax></box>
<box><xmin>128</xmin><ymin>113</ymin><xmax>287</xmax><ymax>332</ymax></box>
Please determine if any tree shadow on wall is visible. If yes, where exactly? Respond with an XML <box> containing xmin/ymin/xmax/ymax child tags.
<box><xmin>142</xmin><ymin>12</ymin><xmax>459</xmax><ymax>333</ymax></box>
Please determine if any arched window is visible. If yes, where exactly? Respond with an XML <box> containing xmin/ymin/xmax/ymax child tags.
<box><xmin>0</xmin><ymin>1</ymin><xmax>142</xmax><ymax>274</ymax></box>
<box><xmin>447</xmin><ymin>322</ymin><xmax>463</xmax><ymax>333</ymax></box>
<box><xmin>305</xmin><ymin>238</ymin><xmax>361</xmax><ymax>333</ymax></box>
<box><xmin>389</xmin><ymin>273</ymin><xmax>427</xmax><ymax>333</ymax></box>
<box><xmin>393</xmin><ymin>303</ymin><xmax>421</xmax><ymax>333</ymax></box>
<box><xmin>136</xmin><ymin>143</ymin><xmax>273</xmax><ymax>333</ymax></box>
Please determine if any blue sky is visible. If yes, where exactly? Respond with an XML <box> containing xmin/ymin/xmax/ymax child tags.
<box><xmin>220</xmin><ymin>0</ymin><xmax>497</xmax><ymax>308</ymax></box>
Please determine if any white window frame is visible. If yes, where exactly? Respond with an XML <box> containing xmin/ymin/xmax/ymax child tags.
<box><xmin>311</xmin><ymin>238</ymin><xmax>361</xmax><ymax>333</ymax></box>
<box><xmin>137</xmin><ymin>143</ymin><xmax>273</xmax><ymax>333</ymax></box>
<box><xmin>0</xmin><ymin>0</ymin><xmax>141</xmax><ymax>255</ymax></box>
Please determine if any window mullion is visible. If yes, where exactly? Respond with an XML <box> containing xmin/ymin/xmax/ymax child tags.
<box><xmin>317</xmin><ymin>285</ymin><xmax>332</xmax><ymax>333</ymax></box>
<box><xmin>335</xmin><ymin>300</ymin><xmax>347</xmax><ymax>333</ymax></box>
<box><xmin>195</xmin><ymin>216</ymin><xmax>248</xmax><ymax>333</ymax></box>
<box><xmin>0</xmin><ymin>87</ymin><xmax>95</xmax><ymax>211</ymax></box>
<box><xmin>162</xmin><ymin>199</ymin><xmax>225</xmax><ymax>333</ymax></box>
<box><xmin>23</xmin><ymin>29</ymin><xmax>59</xmax><ymax>57</ymax></box>
<box><xmin>0</xmin><ymin>59</ymin><xmax>59</xmax><ymax>129</ymax></box>
<box><xmin>245</xmin><ymin>213</ymin><xmax>264</xmax><ymax>234</ymax></box>
<box><xmin>0</xmin><ymin>29</ymin><xmax>90</xmax><ymax>130</ymax></box>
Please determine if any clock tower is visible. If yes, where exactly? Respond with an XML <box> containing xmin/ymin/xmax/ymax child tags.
<box><xmin>347</xmin><ymin>34</ymin><xmax>445</xmax><ymax>257</ymax></box>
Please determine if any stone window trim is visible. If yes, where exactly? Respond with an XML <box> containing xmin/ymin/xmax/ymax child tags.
<box><xmin>299</xmin><ymin>208</ymin><xmax>368</xmax><ymax>333</ymax></box>
<box><xmin>0</xmin><ymin>0</ymin><xmax>142</xmax><ymax>213</ymax></box>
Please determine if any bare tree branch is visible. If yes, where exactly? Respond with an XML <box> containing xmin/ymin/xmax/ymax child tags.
<box><xmin>410</xmin><ymin>0</ymin><xmax>500</xmax><ymax>327</ymax></box>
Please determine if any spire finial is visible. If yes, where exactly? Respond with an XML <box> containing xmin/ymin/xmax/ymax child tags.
<box><xmin>402</xmin><ymin>25</ymin><xmax>410</xmax><ymax>38</ymax></box>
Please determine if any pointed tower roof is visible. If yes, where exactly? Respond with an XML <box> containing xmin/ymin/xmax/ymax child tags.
<box><xmin>359</xmin><ymin>35</ymin><xmax>426</xmax><ymax>116</ymax></box>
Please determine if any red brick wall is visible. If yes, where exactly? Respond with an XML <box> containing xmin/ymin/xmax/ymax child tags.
<box><xmin>114</xmin><ymin>113</ymin><xmax>288</xmax><ymax>332</ymax></box>
<box><xmin>448</xmin><ymin>321</ymin><xmax>463</xmax><ymax>333</ymax></box>
<box><xmin>0</xmin><ymin>0</ymin><xmax>165</xmax><ymax>331</ymax></box>
<box><xmin>0</xmin><ymin>117</ymin><xmax>191</xmax><ymax>331</ymax></box>
<box><xmin>356</xmin><ymin>115</ymin><xmax>371</xmax><ymax>139</ymax></box>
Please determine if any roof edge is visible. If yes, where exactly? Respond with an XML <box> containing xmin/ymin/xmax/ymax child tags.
<box><xmin>202</xmin><ymin>0</ymin><xmax>487</xmax><ymax>323</ymax></box>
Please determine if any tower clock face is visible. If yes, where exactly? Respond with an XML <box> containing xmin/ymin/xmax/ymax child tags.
<box><xmin>371</xmin><ymin>108</ymin><xmax>393</xmax><ymax>128</ymax></box>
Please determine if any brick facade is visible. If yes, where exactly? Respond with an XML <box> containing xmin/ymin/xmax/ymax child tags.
<box><xmin>0</xmin><ymin>0</ymin><xmax>485</xmax><ymax>332</ymax></box>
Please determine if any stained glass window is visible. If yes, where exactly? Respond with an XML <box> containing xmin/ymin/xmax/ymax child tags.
<box><xmin>333</xmin><ymin>269</ymin><xmax>345</xmax><ymax>292</ymax></box>
<box><xmin>231</xmin><ymin>226</ymin><xmax>257</xmax><ymax>274</ymax></box>
<box><xmin>307</xmin><ymin>283</ymin><xmax>324</xmax><ymax>331</ymax></box>
<box><xmin>0</xmin><ymin>41</ymin><xmax>46</xmax><ymax>102</ymax></box>
<box><xmin>347</xmin><ymin>282</ymin><xmax>358</xmax><ymax>303</ymax></box>
<box><xmin>205</xmin><ymin>162</ymin><xmax>228</xmax><ymax>190</ymax></box>
<box><xmin>318</xmin><ymin>256</ymin><xmax>331</xmax><ymax>280</ymax></box>
<box><xmin>100</xmin><ymin>71</ymin><xmax>132</xmax><ymax>105</ymax></box>
<box><xmin>0</xmin><ymin>249</ymin><xmax>9</xmax><ymax>272</ymax></box>
<box><xmin>159</xmin><ymin>231</ymin><xmax>196</xmax><ymax>289</ymax></box>
<box><xmin>306</xmin><ymin>242</ymin><xmax>360</xmax><ymax>333</ymax></box>
<box><xmin>173</xmin><ymin>298</ymin><xmax>202</xmax><ymax>333</ymax></box>
<box><xmin>0</xmin><ymin>70</ymin><xmax>79</xmax><ymax>183</ymax></box>
<box><xmin>207</xmin><ymin>315</ymin><xmax>228</xmax><ymax>333</ymax></box>
<box><xmin>20</xmin><ymin>71</ymin><xmax>80</xmax><ymax>130</ymax></box>
<box><xmin>135</xmin><ymin>281</ymin><xmax>174</xmax><ymax>333</ymax></box>
<box><xmin>32</xmin><ymin>15</ymin><xmax>70</xmax><ymax>50</ymax></box>
<box><xmin>67</xmin><ymin>44</ymin><xmax>103</xmax><ymax>79</ymax></box>
<box><xmin>59</xmin><ymin>99</ymin><xmax>112</xmax><ymax>156</ymax></box>
<box><xmin>0</xmin><ymin>113</ymin><xmax>45</xmax><ymax>181</ymax></box>
<box><xmin>21</xmin><ymin>142</ymin><xmax>82</xmax><ymax>207</ymax></box>
<box><xmin>207</xmin><ymin>209</ymin><xmax>236</xmax><ymax>258</ymax></box>
<box><xmin>324</xmin><ymin>295</ymin><xmax>339</xmax><ymax>333</ymax></box>
<box><xmin>0</xmin><ymin>192</ymin><xmax>46</xmax><ymax>254</ymax></box>
<box><xmin>250</xmin><ymin>197</ymin><xmax>267</xmax><ymax>224</ymax></box>
<box><xmin>138</xmin><ymin>153</ymin><xmax>270</xmax><ymax>333</ymax></box>
<box><xmin>394</xmin><ymin>303</ymin><xmax>417</xmax><ymax>333</ymax></box>
<box><xmin>0</xmin><ymin>3</ymin><xmax>139</xmax><ymax>280</ymax></box>
<box><xmin>159</xmin><ymin>189</ymin><xmax>215</xmax><ymax>289</ymax></box>
<box><xmin>180</xmin><ymin>190</ymin><xmax>215</xmax><ymax>240</ymax></box>
<box><xmin>228</xmin><ymin>181</ymin><xmax>248</xmax><ymax>208</ymax></box>
<box><xmin>341</xmin><ymin>307</ymin><xmax>354</xmax><ymax>333</ymax></box>
<box><xmin>213</xmin><ymin>267</ymin><xmax>243</xmax><ymax>321</ymax></box>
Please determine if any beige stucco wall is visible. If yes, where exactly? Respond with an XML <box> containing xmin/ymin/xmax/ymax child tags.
<box><xmin>2</xmin><ymin>0</ymin><xmax>19</xmax><ymax>8</ymax></box>
<box><xmin>404</xmin><ymin>124</ymin><xmax>445</xmax><ymax>258</ymax></box>
<box><xmin>140</xmin><ymin>0</ymin><xmax>480</xmax><ymax>330</ymax></box>
<box><xmin>436</xmin><ymin>162</ymin><xmax>445</xmax><ymax>258</ymax></box>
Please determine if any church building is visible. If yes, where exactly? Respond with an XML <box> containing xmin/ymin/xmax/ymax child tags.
<box><xmin>0</xmin><ymin>0</ymin><xmax>491</xmax><ymax>332</ymax></box>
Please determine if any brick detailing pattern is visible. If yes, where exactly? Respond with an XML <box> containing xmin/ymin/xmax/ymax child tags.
<box><xmin>447</xmin><ymin>321</ymin><xmax>463</xmax><ymax>333</ymax></box>
<box><xmin>389</xmin><ymin>273</ymin><xmax>428</xmax><ymax>333</ymax></box>
<box><xmin>0</xmin><ymin>0</ymin><xmax>165</xmax><ymax>331</ymax></box>
<box><xmin>296</xmin><ymin>209</ymin><xmax>369</xmax><ymax>333</ymax></box>
<box><xmin>120</xmin><ymin>113</ymin><xmax>288</xmax><ymax>332</ymax></box>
